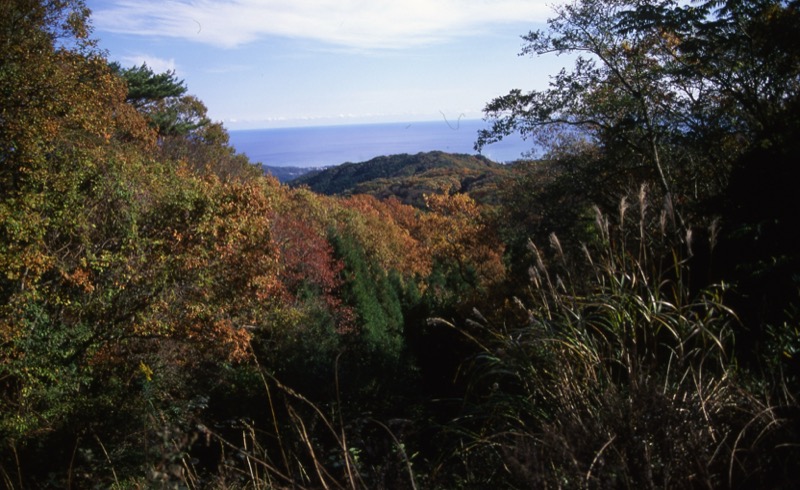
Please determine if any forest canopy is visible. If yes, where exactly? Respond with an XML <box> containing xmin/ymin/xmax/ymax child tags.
<box><xmin>1</xmin><ymin>0</ymin><xmax>799</xmax><ymax>487</ymax></box>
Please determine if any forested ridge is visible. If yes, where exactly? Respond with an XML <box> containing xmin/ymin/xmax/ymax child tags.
<box><xmin>2</xmin><ymin>0</ymin><xmax>799</xmax><ymax>488</ymax></box>
<box><xmin>290</xmin><ymin>151</ymin><xmax>519</xmax><ymax>206</ymax></box>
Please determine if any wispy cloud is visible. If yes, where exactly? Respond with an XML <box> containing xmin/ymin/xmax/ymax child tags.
<box><xmin>117</xmin><ymin>53</ymin><xmax>177</xmax><ymax>73</ymax></box>
<box><xmin>91</xmin><ymin>0</ymin><xmax>551</xmax><ymax>49</ymax></box>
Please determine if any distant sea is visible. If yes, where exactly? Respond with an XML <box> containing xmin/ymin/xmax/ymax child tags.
<box><xmin>228</xmin><ymin>120</ymin><xmax>534</xmax><ymax>168</ymax></box>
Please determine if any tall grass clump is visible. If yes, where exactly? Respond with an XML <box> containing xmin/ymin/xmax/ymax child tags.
<box><xmin>444</xmin><ymin>187</ymin><xmax>798</xmax><ymax>489</ymax></box>
<box><xmin>174</xmin><ymin>348</ymin><xmax>421</xmax><ymax>490</ymax></box>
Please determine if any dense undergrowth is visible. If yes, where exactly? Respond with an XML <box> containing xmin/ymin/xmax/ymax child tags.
<box><xmin>2</xmin><ymin>0</ymin><xmax>800</xmax><ymax>488</ymax></box>
<box><xmin>444</xmin><ymin>194</ymin><xmax>799</xmax><ymax>488</ymax></box>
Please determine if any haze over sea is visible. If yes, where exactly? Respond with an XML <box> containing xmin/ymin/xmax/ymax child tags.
<box><xmin>228</xmin><ymin>119</ymin><xmax>534</xmax><ymax>168</ymax></box>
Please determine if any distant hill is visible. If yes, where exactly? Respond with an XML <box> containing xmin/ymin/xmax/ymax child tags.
<box><xmin>290</xmin><ymin>151</ymin><xmax>521</xmax><ymax>206</ymax></box>
<box><xmin>263</xmin><ymin>165</ymin><xmax>321</xmax><ymax>183</ymax></box>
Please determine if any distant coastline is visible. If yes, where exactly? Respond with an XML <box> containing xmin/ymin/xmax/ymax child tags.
<box><xmin>229</xmin><ymin>119</ymin><xmax>534</xmax><ymax>168</ymax></box>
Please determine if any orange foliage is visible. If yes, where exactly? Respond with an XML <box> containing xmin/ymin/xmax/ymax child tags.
<box><xmin>338</xmin><ymin>194</ymin><xmax>432</xmax><ymax>279</ymax></box>
<box><xmin>420</xmin><ymin>192</ymin><xmax>506</xmax><ymax>288</ymax></box>
<box><xmin>272</xmin><ymin>214</ymin><xmax>342</xmax><ymax>295</ymax></box>
<box><xmin>90</xmin><ymin>175</ymin><xmax>285</xmax><ymax>363</ymax></box>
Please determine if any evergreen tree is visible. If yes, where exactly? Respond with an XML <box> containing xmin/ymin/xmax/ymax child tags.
<box><xmin>329</xmin><ymin>231</ymin><xmax>404</xmax><ymax>358</ymax></box>
<box><xmin>111</xmin><ymin>62</ymin><xmax>210</xmax><ymax>137</ymax></box>
<box><xmin>109</xmin><ymin>62</ymin><xmax>187</xmax><ymax>109</ymax></box>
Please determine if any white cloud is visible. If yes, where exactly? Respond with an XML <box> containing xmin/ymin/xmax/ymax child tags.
<box><xmin>91</xmin><ymin>0</ymin><xmax>552</xmax><ymax>49</ymax></box>
<box><xmin>117</xmin><ymin>53</ymin><xmax>177</xmax><ymax>73</ymax></box>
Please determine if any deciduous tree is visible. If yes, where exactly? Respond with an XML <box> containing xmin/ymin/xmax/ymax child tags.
<box><xmin>478</xmin><ymin>0</ymin><xmax>799</xmax><ymax>212</ymax></box>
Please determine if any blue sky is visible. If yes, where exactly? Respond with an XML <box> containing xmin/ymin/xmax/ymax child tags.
<box><xmin>86</xmin><ymin>1</ymin><xmax>565</xmax><ymax>130</ymax></box>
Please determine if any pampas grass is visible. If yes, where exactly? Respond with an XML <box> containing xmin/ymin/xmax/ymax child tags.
<box><xmin>447</xmin><ymin>187</ymin><xmax>797</xmax><ymax>488</ymax></box>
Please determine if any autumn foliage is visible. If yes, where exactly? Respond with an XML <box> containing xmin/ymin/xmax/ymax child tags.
<box><xmin>0</xmin><ymin>4</ymin><xmax>501</xmax><ymax>482</ymax></box>
<box><xmin>2</xmin><ymin>0</ymin><xmax>799</xmax><ymax>487</ymax></box>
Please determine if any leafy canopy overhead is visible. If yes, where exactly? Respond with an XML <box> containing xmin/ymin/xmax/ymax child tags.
<box><xmin>478</xmin><ymin>0</ymin><xmax>800</xmax><ymax>202</ymax></box>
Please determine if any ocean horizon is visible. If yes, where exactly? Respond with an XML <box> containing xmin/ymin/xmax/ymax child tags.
<box><xmin>228</xmin><ymin>119</ymin><xmax>535</xmax><ymax>168</ymax></box>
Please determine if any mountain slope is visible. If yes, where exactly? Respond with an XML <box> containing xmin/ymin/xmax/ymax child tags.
<box><xmin>291</xmin><ymin>151</ymin><xmax>518</xmax><ymax>206</ymax></box>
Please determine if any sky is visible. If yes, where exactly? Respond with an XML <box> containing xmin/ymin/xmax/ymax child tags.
<box><xmin>86</xmin><ymin>1</ymin><xmax>566</xmax><ymax>130</ymax></box>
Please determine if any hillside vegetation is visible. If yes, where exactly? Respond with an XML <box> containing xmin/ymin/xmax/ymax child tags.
<box><xmin>2</xmin><ymin>0</ymin><xmax>799</xmax><ymax>488</ymax></box>
<box><xmin>291</xmin><ymin>151</ymin><xmax>519</xmax><ymax>206</ymax></box>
